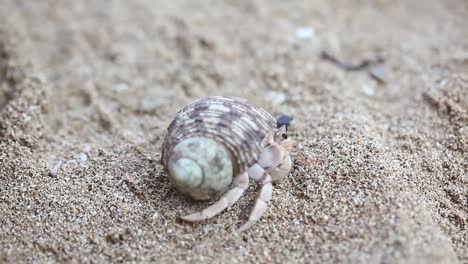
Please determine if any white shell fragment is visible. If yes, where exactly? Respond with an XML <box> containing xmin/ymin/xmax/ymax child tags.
<box><xmin>295</xmin><ymin>26</ymin><xmax>316</xmax><ymax>40</ymax></box>
<box><xmin>79</xmin><ymin>152</ymin><xmax>88</xmax><ymax>162</ymax></box>
<box><xmin>265</xmin><ymin>90</ymin><xmax>286</xmax><ymax>106</ymax></box>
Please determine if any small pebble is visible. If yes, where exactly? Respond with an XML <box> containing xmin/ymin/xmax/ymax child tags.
<box><xmin>295</xmin><ymin>27</ymin><xmax>315</xmax><ymax>40</ymax></box>
<box><xmin>361</xmin><ymin>84</ymin><xmax>375</xmax><ymax>96</ymax></box>
<box><xmin>79</xmin><ymin>153</ymin><xmax>88</xmax><ymax>162</ymax></box>
<box><xmin>265</xmin><ymin>91</ymin><xmax>286</xmax><ymax>105</ymax></box>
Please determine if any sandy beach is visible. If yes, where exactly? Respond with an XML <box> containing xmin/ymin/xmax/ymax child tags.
<box><xmin>0</xmin><ymin>0</ymin><xmax>467</xmax><ymax>263</ymax></box>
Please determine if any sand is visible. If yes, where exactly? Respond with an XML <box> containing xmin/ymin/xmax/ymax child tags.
<box><xmin>0</xmin><ymin>0</ymin><xmax>467</xmax><ymax>263</ymax></box>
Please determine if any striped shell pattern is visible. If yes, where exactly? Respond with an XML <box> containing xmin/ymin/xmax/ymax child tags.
<box><xmin>161</xmin><ymin>96</ymin><xmax>276</xmax><ymax>199</ymax></box>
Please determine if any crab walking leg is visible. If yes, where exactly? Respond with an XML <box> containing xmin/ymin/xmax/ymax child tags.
<box><xmin>180</xmin><ymin>172</ymin><xmax>249</xmax><ymax>222</ymax></box>
<box><xmin>238</xmin><ymin>164</ymin><xmax>273</xmax><ymax>232</ymax></box>
<box><xmin>269</xmin><ymin>153</ymin><xmax>293</xmax><ymax>183</ymax></box>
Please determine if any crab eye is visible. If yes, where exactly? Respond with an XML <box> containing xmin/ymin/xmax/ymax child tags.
<box><xmin>282</xmin><ymin>134</ymin><xmax>288</xmax><ymax>139</ymax></box>
<box><xmin>276</xmin><ymin>114</ymin><xmax>292</xmax><ymax>130</ymax></box>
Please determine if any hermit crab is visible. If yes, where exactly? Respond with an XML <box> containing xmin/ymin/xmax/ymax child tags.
<box><xmin>161</xmin><ymin>96</ymin><xmax>293</xmax><ymax>231</ymax></box>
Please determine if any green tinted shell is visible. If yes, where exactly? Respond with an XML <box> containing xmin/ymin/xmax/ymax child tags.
<box><xmin>161</xmin><ymin>96</ymin><xmax>276</xmax><ymax>200</ymax></box>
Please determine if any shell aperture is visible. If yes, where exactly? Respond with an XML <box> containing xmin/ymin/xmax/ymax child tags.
<box><xmin>167</xmin><ymin>137</ymin><xmax>233</xmax><ymax>200</ymax></box>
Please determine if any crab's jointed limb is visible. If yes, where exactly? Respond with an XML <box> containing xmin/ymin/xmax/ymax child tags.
<box><xmin>238</xmin><ymin>164</ymin><xmax>273</xmax><ymax>232</ymax></box>
<box><xmin>180</xmin><ymin>172</ymin><xmax>249</xmax><ymax>222</ymax></box>
<box><xmin>237</xmin><ymin>136</ymin><xmax>294</xmax><ymax>231</ymax></box>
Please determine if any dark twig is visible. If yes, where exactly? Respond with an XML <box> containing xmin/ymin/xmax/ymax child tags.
<box><xmin>320</xmin><ymin>51</ymin><xmax>384</xmax><ymax>71</ymax></box>
<box><xmin>320</xmin><ymin>51</ymin><xmax>387</xmax><ymax>83</ymax></box>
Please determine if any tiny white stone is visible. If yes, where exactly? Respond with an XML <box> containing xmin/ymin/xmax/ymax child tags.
<box><xmin>265</xmin><ymin>90</ymin><xmax>286</xmax><ymax>105</ymax></box>
<box><xmin>79</xmin><ymin>152</ymin><xmax>88</xmax><ymax>162</ymax></box>
<box><xmin>295</xmin><ymin>27</ymin><xmax>316</xmax><ymax>40</ymax></box>
<box><xmin>361</xmin><ymin>84</ymin><xmax>375</xmax><ymax>96</ymax></box>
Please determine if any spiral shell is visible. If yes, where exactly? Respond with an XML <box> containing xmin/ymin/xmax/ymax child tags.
<box><xmin>162</xmin><ymin>96</ymin><xmax>276</xmax><ymax>199</ymax></box>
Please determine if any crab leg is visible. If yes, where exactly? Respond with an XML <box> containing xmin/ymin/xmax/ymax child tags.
<box><xmin>180</xmin><ymin>172</ymin><xmax>249</xmax><ymax>222</ymax></box>
<box><xmin>238</xmin><ymin>164</ymin><xmax>273</xmax><ymax>232</ymax></box>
